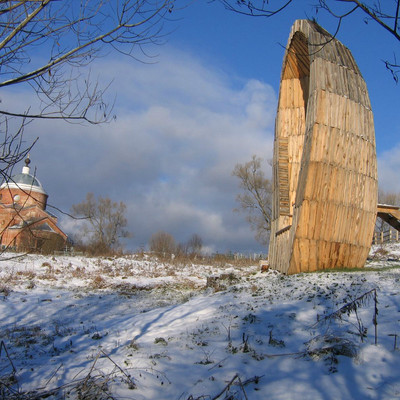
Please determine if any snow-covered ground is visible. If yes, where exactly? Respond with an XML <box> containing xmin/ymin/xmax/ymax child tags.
<box><xmin>1</xmin><ymin>245</ymin><xmax>400</xmax><ymax>399</ymax></box>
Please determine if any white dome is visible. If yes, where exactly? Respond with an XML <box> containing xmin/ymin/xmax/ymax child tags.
<box><xmin>0</xmin><ymin>157</ymin><xmax>47</xmax><ymax>195</ymax></box>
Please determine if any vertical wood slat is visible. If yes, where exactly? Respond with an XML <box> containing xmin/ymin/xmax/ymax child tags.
<box><xmin>268</xmin><ymin>19</ymin><xmax>378</xmax><ymax>274</ymax></box>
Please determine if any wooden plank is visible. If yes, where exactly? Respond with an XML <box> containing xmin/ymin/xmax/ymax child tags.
<box><xmin>270</xmin><ymin>19</ymin><xmax>377</xmax><ymax>274</ymax></box>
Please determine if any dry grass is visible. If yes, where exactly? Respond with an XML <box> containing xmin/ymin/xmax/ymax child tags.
<box><xmin>16</xmin><ymin>270</ymin><xmax>36</xmax><ymax>280</ymax></box>
<box><xmin>71</xmin><ymin>266</ymin><xmax>87</xmax><ymax>278</ymax></box>
<box><xmin>0</xmin><ymin>348</ymin><xmax>136</xmax><ymax>400</ymax></box>
<box><xmin>0</xmin><ymin>252</ymin><xmax>260</xmax><ymax>298</ymax></box>
<box><xmin>0</xmin><ymin>285</ymin><xmax>11</xmax><ymax>297</ymax></box>
<box><xmin>90</xmin><ymin>275</ymin><xmax>108</xmax><ymax>289</ymax></box>
<box><xmin>371</xmin><ymin>246</ymin><xmax>389</xmax><ymax>259</ymax></box>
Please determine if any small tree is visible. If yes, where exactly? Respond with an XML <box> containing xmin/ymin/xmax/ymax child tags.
<box><xmin>232</xmin><ymin>155</ymin><xmax>272</xmax><ymax>246</ymax></box>
<box><xmin>176</xmin><ymin>233</ymin><xmax>204</xmax><ymax>258</ymax></box>
<box><xmin>149</xmin><ymin>231</ymin><xmax>176</xmax><ymax>255</ymax></box>
<box><xmin>71</xmin><ymin>193</ymin><xmax>130</xmax><ymax>254</ymax></box>
<box><xmin>186</xmin><ymin>233</ymin><xmax>203</xmax><ymax>256</ymax></box>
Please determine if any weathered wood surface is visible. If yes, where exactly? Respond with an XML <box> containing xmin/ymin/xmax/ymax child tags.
<box><xmin>377</xmin><ymin>204</ymin><xmax>400</xmax><ymax>232</ymax></box>
<box><xmin>268</xmin><ymin>20</ymin><xmax>378</xmax><ymax>274</ymax></box>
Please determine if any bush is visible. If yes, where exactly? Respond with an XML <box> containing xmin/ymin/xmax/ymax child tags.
<box><xmin>149</xmin><ymin>231</ymin><xmax>177</xmax><ymax>255</ymax></box>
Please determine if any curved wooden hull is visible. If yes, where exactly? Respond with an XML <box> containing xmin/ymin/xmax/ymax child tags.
<box><xmin>268</xmin><ymin>20</ymin><xmax>378</xmax><ymax>274</ymax></box>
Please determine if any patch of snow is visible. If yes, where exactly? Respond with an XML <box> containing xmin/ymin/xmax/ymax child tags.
<box><xmin>0</xmin><ymin>246</ymin><xmax>400</xmax><ymax>399</ymax></box>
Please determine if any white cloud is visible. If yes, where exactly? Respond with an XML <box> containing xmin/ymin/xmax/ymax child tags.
<box><xmin>5</xmin><ymin>46</ymin><xmax>276</xmax><ymax>253</ymax></box>
<box><xmin>378</xmin><ymin>145</ymin><xmax>400</xmax><ymax>193</ymax></box>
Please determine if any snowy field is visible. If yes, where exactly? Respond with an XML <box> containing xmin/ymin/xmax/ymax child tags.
<box><xmin>1</xmin><ymin>244</ymin><xmax>400</xmax><ymax>399</ymax></box>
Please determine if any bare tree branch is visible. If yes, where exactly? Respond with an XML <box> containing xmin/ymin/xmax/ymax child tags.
<box><xmin>217</xmin><ymin>0</ymin><xmax>294</xmax><ymax>17</ymax></box>
<box><xmin>232</xmin><ymin>155</ymin><xmax>272</xmax><ymax>246</ymax></box>
<box><xmin>318</xmin><ymin>0</ymin><xmax>400</xmax><ymax>42</ymax></box>
<box><xmin>0</xmin><ymin>0</ymin><xmax>175</xmax><ymax>124</ymax></box>
<box><xmin>218</xmin><ymin>0</ymin><xmax>400</xmax><ymax>81</ymax></box>
<box><xmin>0</xmin><ymin>0</ymin><xmax>175</xmax><ymax>231</ymax></box>
<box><xmin>71</xmin><ymin>192</ymin><xmax>131</xmax><ymax>254</ymax></box>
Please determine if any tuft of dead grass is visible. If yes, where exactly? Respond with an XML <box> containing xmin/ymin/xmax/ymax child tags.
<box><xmin>90</xmin><ymin>275</ymin><xmax>107</xmax><ymax>289</ymax></box>
<box><xmin>0</xmin><ymin>285</ymin><xmax>11</xmax><ymax>297</ymax></box>
<box><xmin>0</xmin><ymin>349</ymin><xmax>136</xmax><ymax>400</ymax></box>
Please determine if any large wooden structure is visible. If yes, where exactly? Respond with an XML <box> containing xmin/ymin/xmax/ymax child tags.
<box><xmin>268</xmin><ymin>20</ymin><xmax>378</xmax><ymax>274</ymax></box>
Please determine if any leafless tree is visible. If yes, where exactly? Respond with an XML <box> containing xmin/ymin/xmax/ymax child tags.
<box><xmin>0</xmin><ymin>0</ymin><xmax>175</xmax><ymax>180</ymax></box>
<box><xmin>186</xmin><ymin>233</ymin><xmax>203</xmax><ymax>256</ymax></box>
<box><xmin>378</xmin><ymin>189</ymin><xmax>400</xmax><ymax>206</ymax></box>
<box><xmin>177</xmin><ymin>233</ymin><xmax>203</xmax><ymax>257</ymax></box>
<box><xmin>149</xmin><ymin>230</ymin><xmax>177</xmax><ymax>255</ymax></box>
<box><xmin>218</xmin><ymin>0</ymin><xmax>400</xmax><ymax>81</ymax></box>
<box><xmin>172</xmin><ymin>233</ymin><xmax>204</xmax><ymax>258</ymax></box>
<box><xmin>232</xmin><ymin>155</ymin><xmax>272</xmax><ymax>246</ymax></box>
<box><xmin>71</xmin><ymin>192</ymin><xmax>131</xmax><ymax>254</ymax></box>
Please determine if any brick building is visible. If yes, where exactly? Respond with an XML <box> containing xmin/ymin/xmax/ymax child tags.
<box><xmin>0</xmin><ymin>157</ymin><xmax>67</xmax><ymax>252</ymax></box>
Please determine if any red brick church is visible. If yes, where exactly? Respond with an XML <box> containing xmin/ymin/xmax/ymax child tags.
<box><xmin>0</xmin><ymin>156</ymin><xmax>67</xmax><ymax>252</ymax></box>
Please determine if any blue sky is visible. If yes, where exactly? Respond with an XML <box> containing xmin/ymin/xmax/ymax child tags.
<box><xmin>7</xmin><ymin>1</ymin><xmax>400</xmax><ymax>254</ymax></box>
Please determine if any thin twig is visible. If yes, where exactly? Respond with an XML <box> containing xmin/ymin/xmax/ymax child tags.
<box><xmin>212</xmin><ymin>374</ymin><xmax>238</xmax><ymax>400</ymax></box>
<box><xmin>0</xmin><ymin>340</ymin><xmax>16</xmax><ymax>373</ymax></box>
<box><xmin>240</xmin><ymin>375</ymin><xmax>264</xmax><ymax>386</ymax></box>
<box><xmin>99</xmin><ymin>349</ymin><xmax>136</xmax><ymax>388</ymax></box>
<box><xmin>42</xmin><ymin>364</ymin><xmax>63</xmax><ymax>389</ymax></box>
<box><xmin>207</xmin><ymin>356</ymin><xmax>229</xmax><ymax>371</ymax></box>
<box><xmin>237</xmin><ymin>375</ymin><xmax>248</xmax><ymax>400</ymax></box>
<box><xmin>81</xmin><ymin>352</ymin><xmax>101</xmax><ymax>391</ymax></box>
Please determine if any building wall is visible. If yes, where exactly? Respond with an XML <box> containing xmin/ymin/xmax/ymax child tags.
<box><xmin>0</xmin><ymin>187</ymin><xmax>48</xmax><ymax>210</ymax></box>
<box><xmin>0</xmin><ymin>189</ymin><xmax>65</xmax><ymax>252</ymax></box>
